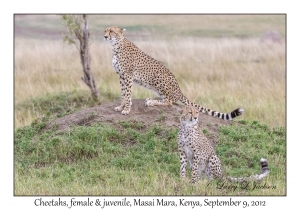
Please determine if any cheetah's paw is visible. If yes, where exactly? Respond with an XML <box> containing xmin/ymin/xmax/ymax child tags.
<box><xmin>114</xmin><ymin>106</ymin><xmax>123</xmax><ymax>112</ymax></box>
<box><xmin>121</xmin><ymin>108</ymin><xmax>130</xmax><ymax>115</ymax></box>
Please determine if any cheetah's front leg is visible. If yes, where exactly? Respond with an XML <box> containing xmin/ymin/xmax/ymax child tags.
<box><xmin>191</xmin><ymin>150</ymin><xmax>201</xmax><ymax>184</ymax></box>
<box><xmin>114</xmin><ymin>74</ymin><xmax>126</xmax><ymax>112</ymax></box>
<box><xmin>198</xmin><ymin>158</ymin><xmax>206</xmax><ymax>179</ymax></box>
<box><xmin>120</xmin><ymin>72</ymin><xmax>133</xmax><ymax>115</ymax></box>
<box><xmin>178</xmin><ymin>142</ymin><xmax>188</xmax><ymax>178</ymax></box>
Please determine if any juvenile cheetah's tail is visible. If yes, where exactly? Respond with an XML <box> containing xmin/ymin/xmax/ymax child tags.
<box><xmin>179</xmin><ymin>95</ymin><xmax>244</xmax><ymax>120</ymax></box>
<box><xmin>227</xmin><ymin>158</ymin><xmax>270</xmax><ymax>182</ymax></box>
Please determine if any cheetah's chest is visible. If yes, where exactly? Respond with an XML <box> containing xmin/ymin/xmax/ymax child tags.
<box><xmin>183</xmin><ymin>145</ymin><xmax>194</xmax><ymax>164</ymax></box>
<box><xmin>112</xmin><ymin>55</ymin><xmax>120</xmax><ymax>74</ymax></box>
<box><xmin>180</xmin><ymin>128</ymin><xmax>199</xmax><ymax>163</ymax></box>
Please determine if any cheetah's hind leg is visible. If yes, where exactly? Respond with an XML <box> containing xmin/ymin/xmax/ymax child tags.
<box><xmin>144</xmin><ymin>98</ymin><xmax>172</xmax><ymax>107</ymax></box>
<box><xmin>207</xmin><ymin>155</ymin><xmax>223</xmax><ymax>180</ymax></box>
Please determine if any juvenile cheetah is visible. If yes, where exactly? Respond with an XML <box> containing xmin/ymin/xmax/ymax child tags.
<box><xmin>104</xmin><ymin>26</ymin><xmax>244</xmax><ymax>120</ymax></box>
<box><xmin>178</xmin><ymin>106</ymin><xmax>269</xmax><ymax>183</ymax></box>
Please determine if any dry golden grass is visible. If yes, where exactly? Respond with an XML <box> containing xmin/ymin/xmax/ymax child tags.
<box><xmin>15</xmin><ymin>36</ymin><xmax>285</xmax><ymax>128</ymax></box>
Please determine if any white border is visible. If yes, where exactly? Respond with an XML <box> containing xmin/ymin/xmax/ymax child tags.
<box><xmin>4</xmin><ymin>0</ymin><xmax>296</xmax><ymax>209</ymax></box>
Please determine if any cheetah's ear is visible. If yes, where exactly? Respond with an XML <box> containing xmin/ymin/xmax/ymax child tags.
<box><xmin>121</xmin><ymin>28</ymin><xmax>126</xmax><ymax>32</ymax></box>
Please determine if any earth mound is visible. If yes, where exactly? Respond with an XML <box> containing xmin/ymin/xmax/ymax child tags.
<box><xmin>46</xmin><ymin>99</ymin><xmax>232</xmax><ymax>145</ymax></box>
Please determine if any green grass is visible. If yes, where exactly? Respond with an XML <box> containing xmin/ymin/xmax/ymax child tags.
<box><xmin>15</xmin><ymin>90</ymin><xmax>118</xmax><ymax>129</ymax></box>
<box><xmin>217</xmin><ymin>121</ymin><xmax>285</xmax><ymax>179</ymax></box>
<box><xmin>14</xmin><ymin>112</ymin><xmax>285</xmax><ymax>195</ymax></box>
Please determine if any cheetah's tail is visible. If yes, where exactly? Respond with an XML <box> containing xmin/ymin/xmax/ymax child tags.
<box><xmin>227</xmin><ymin>158</ymin><xmax>270</xmax><ymax>182</ymax></box>
<box><xmin>179</xmin><ymin>95</ymin><xmax>244</xmax><ymax>120</ymax></box>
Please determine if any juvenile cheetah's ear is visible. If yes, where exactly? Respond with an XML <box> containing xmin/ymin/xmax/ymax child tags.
<box><xmin>121</xmin><ymin>28</ymin><xmax>126</xmax><ymax>32</ymax></box>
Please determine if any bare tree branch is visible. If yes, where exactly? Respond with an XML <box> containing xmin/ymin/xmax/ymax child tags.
<box><xmin>61</xmin><ymin>14</ymin><xmax>100</xmax><ymax>101</ymax></box>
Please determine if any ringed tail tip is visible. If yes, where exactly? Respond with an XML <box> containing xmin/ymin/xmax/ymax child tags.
<box><xmin>260</xmin><ymin>158</ymin><xmax>267</xmax><ymax>163</ymax></box>
<box><xmin>238</xmin><ymin>108</ymin><xmax>244</xmax><ymax>114</ymax></box>
<box><xmin>260</xmin><ymin>158</ymin><xmax>268</xmax><ymax>167</ymax></box>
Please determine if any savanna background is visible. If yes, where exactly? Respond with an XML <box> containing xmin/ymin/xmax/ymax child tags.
<box><xmin>14</xmin><ymin>14</ymin><xmax>286</xmax><ymax>195</ymax></box>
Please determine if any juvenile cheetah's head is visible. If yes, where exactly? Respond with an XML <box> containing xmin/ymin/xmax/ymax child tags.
<box><xmin>180</xmin><ymin>106</ymin><xmax>199</xmax><ymax>126</ymax></box>
<box><xmin>104</xmin><ymin>26</ymin><xmax>126</xmax><ymax>43</ymax></box>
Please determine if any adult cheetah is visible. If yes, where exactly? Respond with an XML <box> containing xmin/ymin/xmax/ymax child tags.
<box><xmin>104</xmin><ymin>26</ymin><xmax>244</xmax><ymax>120</ymax></box>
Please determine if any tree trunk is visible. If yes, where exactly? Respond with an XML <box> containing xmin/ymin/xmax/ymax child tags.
<box><xmin>75</xmin><ymin>15</ymin><xmax>100</xmax><ymax>101</ymax></box>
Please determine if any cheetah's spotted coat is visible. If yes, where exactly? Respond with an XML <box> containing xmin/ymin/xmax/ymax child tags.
<box><xmin>104</xmin><ymin>26</ymin><xmax>244</xmax><ymax>120</ymax></box>
<box><xmin>178</xmin><ymin>106</ymin><xmax>270</xmax><ymax>183</ymax></box>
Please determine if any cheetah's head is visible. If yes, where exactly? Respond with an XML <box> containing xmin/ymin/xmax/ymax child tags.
<box><xmin>180</xmin><ymin>106</ymin><xmax>199</xmax><ymax>126</ymax></box>
<box><xmin>104</xmin><ymin>26</ymin><xmax>126</xmax><ymax>43</ymax></box>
